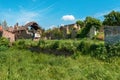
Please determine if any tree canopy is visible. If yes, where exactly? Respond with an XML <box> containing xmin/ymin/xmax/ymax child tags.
<box><xmin>84</xmin><ymin>16</ymin><xmax>102</xmax><ymax>30</ymax></box>
<box><xmin>103</xmin><ymin>10</ymin><xmax>120</xmax><ymax>26</ymax></box>
<box><xmin>77</xmin><ymin>16</ymin><xmax>102</xmax><ymax>38</ymax></box>
<box><xmin>76</xmin><ymin>20</ymin><xmax>84</xmax><ymax>27</ymax></box>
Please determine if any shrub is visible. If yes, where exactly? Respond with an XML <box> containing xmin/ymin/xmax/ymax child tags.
<box><xmin>0</xmin><ymin>37</ymin><xmax>9</xmax><ymax>51</ymax></box>
<box><xmin>37</xmin><ymin>40</ymin><xmax>45</xmax><ymax>49</ymax></box>
<box><xmin>77</xmin><ymin>41</ymin><xmax>91</xmax><ymax>54</ymax></box>
<box><xmin>13</xmin><ymin>39</ymin><xmax>26</xmax><ymax>49</ymax></box>
<box><xmin>0</xmin><ymin>45</ymin><xmax>9</xmax><ymax>51</ymax></box>
<box><xmin>58</xmin><ymin>42</ymin><xmax>75</xmax><ymax>53</ymax></box>
<box><xmin>90</xmin><ymin>43</ymin><xmax>104</xmax><ymax>54</ymax></box>
<box><xmin>50</xmin><ymin>41</ymin><xmax>60</xmax><ymax>50</ymax></box>
<box><xmin>105</xmin><ymin>42</ymin><xmax>120</xmax><ymax>57</ymax></box>
<box><xmin>92</xmin><ymin>46</ymin><xmax>107</xmax><ymax>60</ymax></box>
<box><xmin>0</xmin><ymin>37</ymin><xmax>9</xmax><ymax>46</ymax></box>
<box><xmin>0</xmin><ymin>52</ymin><xmax>7</xmax><ymax>63</ymax></box>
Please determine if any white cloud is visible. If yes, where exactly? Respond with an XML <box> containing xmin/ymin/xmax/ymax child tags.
<box><xmin>62</xmin><ymin>15</ymin><xmax>75</xmax><ymax>21</ymax></box>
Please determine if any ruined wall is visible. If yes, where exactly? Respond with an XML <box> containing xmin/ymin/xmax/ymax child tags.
<box><xmin>59</xmin><ymin>23</ymin><xmax>80</xmax><ymax>39</ymax></box>
<box><xmin>71</xmin><ymin>29</ymin><xmax>77</xmax><ymax>39</ymax></box>
<box><xmin>15</xmin><ymin>30</ymin><xmax>32</xmax><ymax>40</ymax></box>
<box><xmin>2</xmin><ymin>30</ymin><xmax>15</xmax><ymax>42</ymax></box>
<box><xmin>104</xmin><ymin>26</ymin><xmax>120</xmax><ymax>44</ymax></box>
<box><xmin>88</xmin><ymin>26</ymin><xmax>97</xmax><ymax>39</ymax></box>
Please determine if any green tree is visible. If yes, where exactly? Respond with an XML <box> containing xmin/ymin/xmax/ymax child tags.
<box><xmin>103</xmin><ymin>10</ymin><xmax>120</xmax><ymax>26</ymax></box>
<box><xmin>78</xmin><ymin>16</ymin><xmax>102</xmax><ymax>38</ymax></box>
<box><xmin>85</xmin><ymin>17</ymin><xmax>102</xmax><ymax>30</ymax></box>
<box><xmin>76</xmin><ymin>20</ymin><xmax>84</xmax><ymax>27</ymax></box>
<box><xmin>52</xmin><ymin>28</ymin><xmax>63</xmax><ymax>39</ymax></box>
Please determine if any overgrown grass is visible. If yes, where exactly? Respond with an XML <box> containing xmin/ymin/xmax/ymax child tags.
<box><xmin>12</xmin><ymin>39</ymin><xmax>120</xmax><ymax>61</ymax></box>
<box><xmin>0</xmin><ymin>38</ymin><xmax>120</xmax><ymax>79</ymax></box>
<box><xmin>0</xmin><ymin>48</ymin><xmax>120</xmax><ymax>80</ymax></box>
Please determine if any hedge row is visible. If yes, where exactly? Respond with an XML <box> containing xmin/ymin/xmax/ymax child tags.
<box><xmin>2</xmin><ymin>38</ymin><xmax>119</xmax><ymax>61</ymax></box>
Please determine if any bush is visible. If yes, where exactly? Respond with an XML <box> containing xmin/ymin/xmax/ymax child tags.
<box><xmin>10</xmin><ymin>39</ymin><xmax>120</xmax><ymax>61</ymax></box>
<box><xmin>37</xmin><ymin>40</ymin><xmax>45</xmax><ymax>49</ymax></box>
<box><xmin>0</xmin><ymin>45</ymin><xmax>9</xmax><ymax>51</ymax></box>
<box><xmin>90</xmin><ymin>43</ymin><xmax>104</xmax><ymax>53</ymax></box>
<box><xmin>92</xmin><ymin>46</ymin><xmax>107</xmax><ymax>60</ymax></box>
<box><xmin>13</xmin><ymin>39</ymin><xmax>26</xmax><ymax>49</ymax></box>
<box><xmin>0</xmin><ymin>52</ymin><xmax>7</xmax><ymax>63</ymax></box>
<box><xmin>0</xmin><ymin>37</ymin><xmax>9</xmax><ymax>46</ymax></box>
<box><xmin>58</xmin><ymin>42</ymin><xmax>75</xmax><ymax>53</ymax></box>
<box><xmin>77</xmin><ymin>41</ymin><xmax>91</xmax><ymax>54</ymax></box>
<box><xmin>0</xmin><ymin>37</ymin><xmax>9</xmax><ymax>51</ymax></box>
<box><xmin>105</xmin><ymin>42</ymin><xmax>120</xmax><ymax>57</ymax></box>
<box><xmin>50</xmin><ymin>41</ymin><xmax>60</xmax><ymax>50</ymax></box>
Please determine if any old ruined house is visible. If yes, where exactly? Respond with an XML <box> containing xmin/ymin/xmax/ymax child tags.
<box><xmin>0</xmin><ymin>26</ymin><xmax>15</xmax><ymax>42</ymax></box>
<box><xmin>60</xmin><ymin>23</ymin><xmax>81</xmax><ymax>38</ymax></box>
<box><xmin>14</xmin><ymin>22</ymin><xmax>42</xmax><ymax>40</ymax></box>
<box><xmin>0</xmin><ymin>22</ymin><xmax>42</xmax><ymax>42</ymax></box>
<box><xmin>60</xmin><ymin>26</ymin><xmax>69</xmax><ymax>38</ymax></box>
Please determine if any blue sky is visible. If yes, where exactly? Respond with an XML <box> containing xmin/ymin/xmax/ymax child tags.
<box><xmin>0</xmin><ymin>0</ymin><xmax>120</xmax><ymax>29</ymax></box>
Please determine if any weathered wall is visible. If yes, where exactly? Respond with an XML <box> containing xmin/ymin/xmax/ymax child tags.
<box><xmin>15</xmin><ymin>30</ymin><xmax>32</xmax><ymax>40</ymax></box>
<box><xmin>2</xmin><ymin>30</ymin><xmax>15</xmax><ymax>42</ymax></box>
<box><xmin>60</xmin><ymin>23</ymin><xmax>80</xmax><ymax>39</ymax></box>
<box><xmin>104</xmin><ymin>26</ymin><xmax>120</xmax><ymax>44</ymax></box>
<box><xmin>88</xmin><ymin>26</ymin><xmax>97</xmax><ymax>39</ymax></box>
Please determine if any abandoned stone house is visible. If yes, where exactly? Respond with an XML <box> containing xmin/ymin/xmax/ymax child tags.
<box><xmin>0</xmin><ymin>22</ymin><xmax>42</xmax><ymax>42</ymax></box>
<box><xmin>60</xmin><ymin>23</ymin><xmax>80</xmax><ymax>32</ymax></box>
<box><xmin>59</xmin><ymin>23</ymin><xmax>81</xmax><ymax>38</ymax></box>
<box><xmin>44</xmin><ymin>23</ymin><xmax>81</xmax><ymax>39</ymax></box>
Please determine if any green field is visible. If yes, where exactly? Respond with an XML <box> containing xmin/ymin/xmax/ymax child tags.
<box><xmin>0</xmin><ymin>39</ymin><xmax>120</xmax><ymax>80</ymax></box>
<box><xmin>0</xmin><ymin>48</ymin><xmax>120</xmax><ymax>80</ymax></box>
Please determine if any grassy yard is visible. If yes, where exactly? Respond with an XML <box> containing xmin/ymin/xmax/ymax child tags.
<box><xmin>0</xmin><ymin>48</ymin><xmax>120</xmax><ymax>80</ymax></box>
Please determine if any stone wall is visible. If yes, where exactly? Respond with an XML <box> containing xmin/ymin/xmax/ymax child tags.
<box><xmin>60</xmin><ymin>23</ymin><xmax>80</xmax><ymax>39</ymax></box>
<box><xmin>104</xmin><ymin>26</ymin><xmax>120</xmax><ymax>44</ymax></box>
